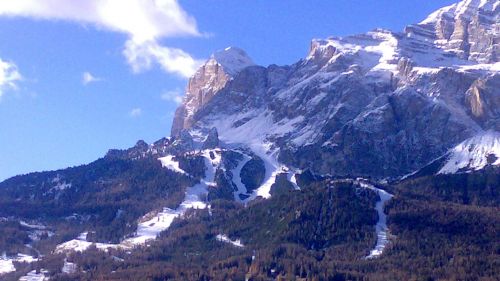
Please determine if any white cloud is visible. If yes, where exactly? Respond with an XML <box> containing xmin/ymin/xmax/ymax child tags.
<box><xmin>0</xmin><ymin>58</ymin><xmax>22</xmax><ymax>99</ymax></box>
<box><xmin>161</xmin><ymin>88</ymin><xmax>184</xmax><ymax>104</ymax></box>
<box><xmin>82</xmin><ymin>71</ymin><xmax>102</xmax><ymax>85</ymax></box>
<box><xmin>0</xmin><ymin>0</ymin><xmax>204</xmax><ymax>78</ymax></box>
<box><xmin>124</xmin><ymin>40</ymin><xmax>204</xmax><ymax>78</ymax></box>
<box><xmin>129</xmin><ymin>107</ymin><xmax>142</xmax><ymax>117</ymax></box>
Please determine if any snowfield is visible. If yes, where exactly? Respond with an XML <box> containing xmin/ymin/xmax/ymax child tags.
<box><xmin>159</xmin><ymin>155</ymin><xmax>187</xmax><ymax>174</ymax></box>
<box><xmin>439</xmin><ymin>131</ymin><xmax>500</xmax><ymax>174</ymax></box>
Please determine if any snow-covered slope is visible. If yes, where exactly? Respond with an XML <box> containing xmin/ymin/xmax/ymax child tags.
<box><xmin>212</xmin><ymin>47</ymin><xmax>255</xmax><ymax>76</ymax></box>
<box><xmin>439</xmin><ymin>131</ymin><xmax>500</xmax><ymax>174</ymax></box>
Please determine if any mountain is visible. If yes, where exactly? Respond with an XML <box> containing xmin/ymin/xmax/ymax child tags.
<box><xmin>0</xmin><ymin>1</ymin><xmax>499</xmax><ymax>280</ymax></box>
<box><xmin>170</xmin><ymin>0</ymin><xmax>499</xmax><ymax>179</ymax></box>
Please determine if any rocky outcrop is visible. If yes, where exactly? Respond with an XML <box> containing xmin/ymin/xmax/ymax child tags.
<box><xmin>202</xmin><ymin>128</ymin><xmax>219</xmax><ymax>150</ymax></box>
<box><xmin>465</xmin><ymin>74</ymin><xmax>500</xmax><ymax>129</ymax></box>
<box><xmin>240</xmin><ymin>156</ymin><xmax>266</xmax><ymax>194</ymax></box>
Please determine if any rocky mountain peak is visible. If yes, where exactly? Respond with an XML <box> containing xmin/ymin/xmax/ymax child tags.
<box><xmin>210</xmin><ymin>47</ymin><xmax>255</xmax><ymax>76</ymax></box>
<box><xmin>407</xmin><ymin>0</ymin><xmax>499</xmax><ymax>63</ymax></box>
<box><xmin>420</xmin><ymin>0</ymin><xmax>499</xmax><ymax>24</ymax></box>
<box><xmin>171</xmin><ymin>47</ymin><xmax>255</xmax><ymax>136</ymax></box>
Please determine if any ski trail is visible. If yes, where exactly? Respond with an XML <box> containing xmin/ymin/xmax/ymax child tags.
<box><xmin>57</xmin><ymin>151</ymin><xmax>219</xmax><ymax>252</ymax></box>
<box><xmin>355</xmin><ymin>179</ymin><xmax>394</xmax><ymax>259</ymax></box>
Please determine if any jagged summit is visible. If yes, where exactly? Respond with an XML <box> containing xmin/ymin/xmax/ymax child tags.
<box><xmin>210</xmin><ymin>46</ymin><xmax>255</xmax><ymax>76</ymax></box>
<box><xmin>171</xmin><ymin>46</ymin><xmax>256</xmax><ymax>136</ymax></box>
<box><xmin>420</xmin><ymin>0</ymin><xmax>499</xmax><ymax>24</ymax></box>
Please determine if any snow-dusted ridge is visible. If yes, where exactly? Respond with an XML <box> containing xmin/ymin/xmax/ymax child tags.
<box><xmin>439</xmin><ymin>130</ymin><xmax>500</xmax><ymax>174</ymax></box>
<box><xmin>420</xmin><ymin>0</ymin><xmax>499</xmax><ymax>24</ymax></box>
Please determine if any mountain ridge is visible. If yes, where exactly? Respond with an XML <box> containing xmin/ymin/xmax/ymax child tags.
<box><xmin>170</xmin><ymin>0</ymin><xmax>499</xmax><ymax>179</ymax></box>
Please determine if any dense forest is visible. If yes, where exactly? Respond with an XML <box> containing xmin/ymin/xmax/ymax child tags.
<box><xmin>2</xmin><ymin>168</ymin><xmax>498</xmax><ymax>281</ymax></box>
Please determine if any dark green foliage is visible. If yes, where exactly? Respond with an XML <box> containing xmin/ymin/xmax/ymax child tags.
<box><xmin>209</xmin><ymin>168</ymin><xmax>236</xmax><ymax>201</ymax></box>
<box><xmin>41</xmin><ymin>179</ymin><xmax>379</xmax><ymax>280</ymax></box>
<box><xmin>396</xmin><ymin>167</ymin><xmax>499</xmax><ymax>206</ymax></box>
<box><xmin>178</xmin><ymin>154</ymin><xmax>206</xmax><ymax>179</ymax></box>
<box><xmin>269</xmin><ymin>174</ymin><xmax>295</xmax><ymax>196</ymax></box>
<box><xmin>2</xmin><ymin>163</ymin><xmax>499</xmax><ymax>280</ymax></box>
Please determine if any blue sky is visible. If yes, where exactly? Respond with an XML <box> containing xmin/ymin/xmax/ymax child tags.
<box><xmin>0</xmin><ymin>0</ymin><xmax>457</xmax><ymax>181</ymax></box>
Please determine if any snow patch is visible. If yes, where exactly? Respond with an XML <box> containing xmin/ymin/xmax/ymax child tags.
<box><xmin>62</xmin><ymin>259</ymin><xmax>77</xmax><ymax>274</ymax></box>
<box><xmin>159</xmin><ymin>155</ymin><xmax>186</xmax><ymax>174</ymax></box>
<box><xmin>0</xmin><ymin>253</ymin><xmax>39</xmax><ymax>276</ymax></box>
<box><xmin>19</xmin><ymin>221</ymin><xmax>46</xmax><ymax>230</ymax></box>
<box><xmin>0</xmin><ymin>258</ymin><xmax>14</xmax><ymax>275</ymax></box>
<box><xmin>18</xmin><ymin>269</ymin><xmax>49</xmax><ymax>281</ymax></box>
<box><xmin>216</xmin><ymin>234</ymin><xmax>244</xmax><ymax>248</ymax></box>
<box><xmin>286</xmin><ymin>171</ymin><xmax>301</xmax><ymax>190</ymax></box>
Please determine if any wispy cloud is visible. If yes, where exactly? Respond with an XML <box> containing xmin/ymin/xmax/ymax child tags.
<box><xmin>0</xmin><ymin>58</ymin><xmax>22</xmax><ymax>99</ymax></box>
<box><xmin>82</xmin><ymin>71</ymin><xmax>102</xmax><ymax>85</ymax></box>
<box><xmin>129</xmin><ymin>107</ymin><xmax>142</xmax><ymax>118</ymax></box>
<box><xmin>160</xmin><ymin>88</ymin><xmax>184</xmax><ymax>104</ymax></box>
<box><xmin>124</xmin><ymin>40</ymin><xmax>204</xmax><ymax>79</ymax></box>
<box><xmin>0</xmin><ymin>0</ymin><xmax>205</xmax><ymax>78</ymax></box>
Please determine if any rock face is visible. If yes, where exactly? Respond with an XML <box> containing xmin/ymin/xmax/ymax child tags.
<box><xmin>170</xmin><ymin>0</ymin><xmax>499</xmax><ymax>179</ymax></box>
<box><xmin>171</xmin><ymin>47</ymin><xmax>254</xmax><ymax>136</ymax></box>
<box><xmin>406</xmin><ymin>0</ymin><xmax>499</xmax><ymax>63</ymax></box>
<box><xmin>202</xmin><ymin>127</ymin><xmax>220</xmax><ymax>150</ymax></box>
